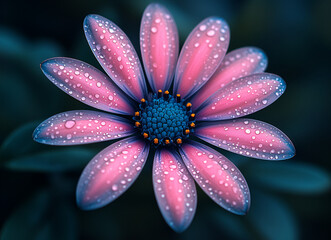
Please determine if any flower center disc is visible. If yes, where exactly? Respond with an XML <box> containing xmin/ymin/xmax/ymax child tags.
<box><xmin>133</xmin><ymin>90</ymin><xmax>195</xmax><ymax>147</ymax></box>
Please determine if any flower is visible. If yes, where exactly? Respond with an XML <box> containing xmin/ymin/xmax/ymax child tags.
<box><xmin>33</xmin><ymin>3</ymin><xmax>295</xmax><ymax>232</ymax></box>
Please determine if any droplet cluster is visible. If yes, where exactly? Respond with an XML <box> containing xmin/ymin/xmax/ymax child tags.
<box><xmin>153</xmin><ymin>149</ymin><xmax>197</xmax><ymax>232</ymax></box>
<box><xmin>174</xmin><ymin>17</ymin><xmax>230</xmax><ymax>99</ymax></box>
<box><xmin>191</xmin><ymin>47</ymin><xmax>268</xmax><ymax>109</ymax></box>
<box><xmin>196</xmin><ymin>119</ymin><xmax>295</xmax><ymax>160</ymax></box>
<box><xmin>180</xmin><ymin>141</ymin><xmax>250</xmax><ymax>214</ymax></box>
<box><xmin>84</xmin><ymin>14</ymin><xmax>147</xmax><ymax>101</ymax></box>
<box><xmin>197</xmin><ymin>73</ymin><xmax>286</xmax><ymax>120</ymax></box>
<box><xmin>41</xmin><ymin>57</ymin><xmax>134</xmax><ymax>115</ymax></box>
<box><xmin>76</xmin><ymin>137</ymin><xmax>149</xmax><ymax>210</ymax></box>
<box><xmin>140</xmin><ymin>3</ymin><xmax>179</xmax><ymax>92</ymax></box>
<box><xmin>33</xmin><ymin>110</ymin><xmax>134</xmax><ymax>145</ymax></box>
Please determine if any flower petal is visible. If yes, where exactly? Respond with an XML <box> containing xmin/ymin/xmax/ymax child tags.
<box><xmin>140</xmin><ymin>3</ymin><xmax>179</xmax><ymax>92</ymax></box>
<box><xmin>76</xmin><ymin>136</ymin><xmax>149</xmax><ymax>210</ymax></box>
<box><xmin>191</xmin><ymin>47</ymin><xmax>267</xmax><ymax>109</ymax></box>
<box><xmin>173</xmin><ymin>17</ymin><xmax>230</xmax><ymax>99</ymax></box>
<box><xmin>195</xmin><ymin>119</ymin><xmax>295</xmax><ymax>160</ymax></box>
<box><xmin>153</xmin><ymin>149</ymin><xmax>197</xmax><ymax>232</ymax></box>
<box><xmin>84</xmin><ymin>14</ymin><xmax>147</xmax><ymax>101</ymax></box>
<box><xmin>41</xmin><ymin>57</ymin><xmax>135</xmax><ymax>115</ymax></box>
<box><xmin>197</xmin><ymin>73</ymin><xmax>286</xmax><ymax>121</ymax></box>
<box><xmin>33</xmin><ymin>110</ymin><xmax>135</xmax><ymax>146</ymax></box>
<box><xmin>179</xmin><ymin>140</ymin><xmax>250</xmax><ymax>215</ymax></box>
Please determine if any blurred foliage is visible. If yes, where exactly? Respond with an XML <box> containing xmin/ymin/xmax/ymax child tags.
<box><xmin>0</xmin><ymin>0</ymin><xmax>330</xmax><ymax>239</ymax></box>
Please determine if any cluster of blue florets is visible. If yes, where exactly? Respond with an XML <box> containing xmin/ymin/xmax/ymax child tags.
<box><xmin>133</xmin><ymin>91</ymin><xmax>195</xmax><ymax>147</ymax></box>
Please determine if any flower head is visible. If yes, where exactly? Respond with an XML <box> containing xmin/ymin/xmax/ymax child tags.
<box><xmin>33</xmin><ymin>3</ymin><xmax>295</xmax><ymax>232</ymax></box>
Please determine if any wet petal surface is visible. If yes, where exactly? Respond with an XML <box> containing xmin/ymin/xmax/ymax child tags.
<box><xmin>197</xmin><ymin>73</ymin><xmax>286</xmax><ymax>121</ymax></box>
<box><xmin>84</xmin><ymin>15</ymin><xmax>147</xmax><ymax>101</ymax></box>
<box><xmin>41</xmin><ymin>58</ymin><xmax>135</xmax><ymax>115</ymax></box>
<box><xmin>153</xmin><ymin>149</ymin><xmax>197</xmax><ymax>232</ymax></box>
<box><xmin>179</xmin><ymin>140</ymin><xmax>250</xmax><ymax>215</ymax></box>
<box><xmin>196</xmin><ymin>119</ymin><xmax>295</xmax><ymax>160</ymax></box>
<box><xmin>33</xmin><ymin>110</ymin><xmax>135</xmax><ymax>145</ymax></box>
<box><xmin>140</xmin><ymin>3</ymin><xmax>179</xmax><ymax>92</ymax></box>
<box><xmin>191</xmin><ymin>47</ymin><xmax>267</xmax><ymax>109</ymax></box>
<box><xmin>76</xmin><ymin>136</ymin><xmax>149</xmax><ymax>210</ymax></box>
<box><xmin>173</xmin><ymin>17</ymin><xmax>230</xmax><ymax>99</ymax></box>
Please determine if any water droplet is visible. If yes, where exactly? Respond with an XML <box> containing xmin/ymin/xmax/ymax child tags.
<box><xmin>151</xmin><ymin>27</ymin><xmax>157</xmax><ymax>33</ymax></box>
<box><xmin>207</xmin><ymin>30</ymin><xmax>215</xmax><ymax>36</ymax></box>
<box><xmin>199</xmin><ymin>25</ymin><xmax>207</xmax><ymax>31</ymax></box>
<box><xmin>112</xmin><ymin>184</ymin><xmax>118</xmax><ymax>191</ymax></box>
<box><xmin>65</xmin><ymin>120</ymin><xmax>76</xmax><ymax>129</ymax></box>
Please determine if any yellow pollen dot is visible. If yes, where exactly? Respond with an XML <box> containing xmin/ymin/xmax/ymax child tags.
<box><xmin>135</xmin><ymin>122</ymin><xmax>141</xmax><ymax>127</ymax></box>
<box><xmin>165</xmin><ymin>139</ymin><xmax>170</xmax><ymax>145</ymax></box>
<box><xmin>158</xmin><ymin>89</ymin><xmax>162</xmax><ymax>93</ymax></box>
<box><xmin>176</xmin><ymin>138</ymin><xmax>182</xmax><ymax>144</ymax></box>
<box><xmin>154</xmin><ymin>138</ymin><xmax>159</xmax><ymax>144</ymax></box>
<box><xmin>135</xmin><ymin>111</ymin><xmax>140</xmax><ymax>117</ymax></box>
<box><xmin>190</xmin><ymin>122</ymin><xmax>195</xmax><ymax>128</ymax></box>
<box><xmin>141</xmin><ymin>98</ymin><xmax>146</xmax><ymax>103</ymax></box>
<box><xmin>185</xmin><ymin>129</ymin><xmax>190</xmax><ymax>135</ymax></box>
<box><xmin>143</xmin><ymin>133</ymin><xmax>149</xmax><ymax>138</ymax></box>
<box><xmin>176</xmin><ymin>94</ymin><xmax>181</xmax><ymax>98</ymax></box>
<box><xmin>164</xmin><ymin>90</ymin><xmax>169</xmax><ymax>94</ymax></box>
<box><xmin>190</xmin><ymin>113</ymin><xmax>195</xmax><ymax>118</ymax></box>
<box><xmin>186</xmin><ymin>103</ymin><xmax>192</xmax><ymax>108</ymax></box>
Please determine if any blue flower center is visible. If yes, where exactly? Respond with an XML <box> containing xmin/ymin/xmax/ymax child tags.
<box><xmin>133</xmin><ymin>90</ymin><xmax>196</xmax><ymax>147</ymax></box>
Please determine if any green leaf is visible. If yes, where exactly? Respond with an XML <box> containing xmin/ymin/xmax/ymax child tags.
<box><xmin>0</xmin><ymin>190</ymin><xmax>78</xmax><ymax>240</ymax></box>
<box><xmin>246</xmin><ymin>161</ymin><xmax>331</xmax><ymax>194</ymax></box>
<box><xmin>0</xmin><ymin>121</ymin><xmax>41</xmax><ymax>159</ymax></box>
<box><xmin>0</xmin><ymin>191</ymin><xmax>50</xmax><ymax>240</ymax></box>
<box><xmin>247</xmin><ymin>191</ymin><xmax>298</xmax><ymax>240</ymax></box>
<box><xmin>4</xmin><ymin>148</ymin><xmax>95</xmax><ymax>172</ymax></box>
<box><xmin>211</xmin><ymin>209</ymin><xmax>251</xmax><ymax>240</ymax></box>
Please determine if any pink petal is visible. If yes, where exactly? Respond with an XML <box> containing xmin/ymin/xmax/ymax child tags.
<box><xmin>153</xmin><ymin>149</ymin><xmax>197</xmax><ymax>232</ymax></box>
<box><xmin>196</xmin><ymin>119</ymin><xmax>295</xmax><ymax>160</ymax></box>
<box><xmin>140</xmin><ymin>3</ymin><xmax>179</xmax><ymax>92</ymax></box>
<box><xmin>179</xmin><ymin>141</ymin><xmax>250</xmax><ymax>215</ymax></box>
<box><xmin>33</xmin><ymin>110</ymin><xmax>135</xmax><ymax>145</ymax></box>
<box><xmin>197</xmin><ymin>73</ymin><xmax>286</xmax><ymax>121</ymax></box>
<box><xmin>173</xmin><ymin>17</ymin><xmax>230</xmax><ymax>99</ymax></box>
<box><xmin>84</xmin><ymin>15</ymin><xmax>147</xmax><ymax>101</ymax></box>
<box><xmin>41</xmin><ymin>57</ymin><xmax>135</xmax><ymax>115</ymax></box>
<box><xmin>76</xmin><ymin>136</ymin><xmax>149</xmax><ymax>210</ymax></box>
<box><xmin>191</xmin><ymin>47</ymin><xmax>267</xmax><ymax>109</ymax></box>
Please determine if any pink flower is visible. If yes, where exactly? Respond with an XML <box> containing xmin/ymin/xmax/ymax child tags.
<box><xmin>33</xmin><ymin>3</ymin><xmax>295</xmax><ymax>232</ymax></box>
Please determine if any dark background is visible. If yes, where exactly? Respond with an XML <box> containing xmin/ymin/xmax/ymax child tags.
<box><xmin>0</xmin><ymin>0</ymin><xmax>330</xmax><ymax>239</ymax></box>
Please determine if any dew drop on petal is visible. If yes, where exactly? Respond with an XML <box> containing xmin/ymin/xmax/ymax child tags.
<box><xmin>65</xmin><ymin>120</ymin><xmax>76</xmax><ymax>129</ymax></box>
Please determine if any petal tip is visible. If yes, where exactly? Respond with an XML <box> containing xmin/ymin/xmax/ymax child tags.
<box><xmin>76</xmin><ymin>183</ymin><xmax>109</xmax><ymax>211</ymax></box>
<box><xmin>284</xmin><ymin>141</ymin><xmax>296</xmax><ymax>160</ymax></box>
<box><xmin>32</xmin><ymin>125</ymin><xmax>45</xmax><ymax>144</ymax></box>
<box><xmin>32</xmin><ymin>128</ymin><xmax>39</xmax><ymax>142</ymax></box>
<box><xmin>84</xmin><ymin>14</ymin><xmax>98</xmax><ymax>24</ymax></box>
<box><xmin>40</xmin><ymin>58</ymin><xmax>53</xmax><ymax>72</ymax></box>
<box><xmin>76</xmin><ymin>195</ymin><xmax>95</xmax><ymax>211</ymax></box>
<box><xmin>171</xmin><ymin>224</ymin><xmax>189</xmax><ymax>233</ymax></box>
